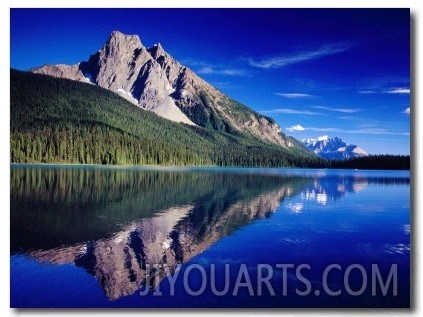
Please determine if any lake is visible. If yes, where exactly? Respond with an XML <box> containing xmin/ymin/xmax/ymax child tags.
<box><xmin>10</xmin><ymin>165</ymin><xmax>410</xmax><ymax>308</ymax></box>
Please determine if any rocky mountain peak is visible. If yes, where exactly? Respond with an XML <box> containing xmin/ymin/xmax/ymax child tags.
<box><xmin>30</xmin><ymin>30</ymin><xmax>291</xmax><ymax>147</ymax></box>
<box><xmin>99</xmin><ymin>30</ymin><xmax>145</xmax><ymax>72</ymax></box>
<box><xmin>148</xmin><ymin>43</ymin><xmax>166</xmax><ymax>59</ymax></box>
<box><xmin>107</xmin><ymin>30</ymin><xmax>143</xmax><ymax>50</ymax></box>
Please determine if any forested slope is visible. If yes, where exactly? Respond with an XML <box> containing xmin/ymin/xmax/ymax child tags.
<box><xmin>10</xmin><ymin>69</ymin><xmax>325</xmax><ymax>167</ymax></box>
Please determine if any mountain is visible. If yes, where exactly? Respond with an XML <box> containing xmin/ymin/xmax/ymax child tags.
<box><xmin>302</xmin><ymin>135</ymin><xmax>368</xmax><ymax>160</ymax></box>
<box><xmin>10</xmin><ymin>69</ymin><xmax>325</xmax><ymax>167</ymax></box>
<box><xmin>30</xmin><ymin>30</ymin><xmax>287</xmax><ymax>147</ymax></box>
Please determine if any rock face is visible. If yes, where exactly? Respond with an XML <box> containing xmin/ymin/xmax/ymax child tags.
<box><xmin>30</xmin><ymin>185</ymin><xmax>295</xmax><ymax>300</ymax></box>
<box><xmin>30</xmin><ymin>30</ymin><xmax>288</xmax><ymax>146</ymax></box>
<box><xmin>302</xmin><ymin>135</ymin><xmax>368</xmax><ymax>160</ymax></box>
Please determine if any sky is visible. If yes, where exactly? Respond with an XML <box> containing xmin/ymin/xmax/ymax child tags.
<box><xmin>10</xmin><ymin>8</ymin><xmax>410</xmax><ymax>155</ymax></box>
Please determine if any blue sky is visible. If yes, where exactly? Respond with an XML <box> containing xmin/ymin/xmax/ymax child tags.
<box><xmin>10</xmin><ymin>8</ymin><xmax>410</xmax><ymax>155</ymax></box>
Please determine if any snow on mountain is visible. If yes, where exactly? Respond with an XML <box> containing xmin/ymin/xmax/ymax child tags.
<box><xmin>30</xmin><ymin>30</ymin><xmax>289</xmax><ymax>147</ymax></box>
<box><xmin>302</xmin><ymin>136</ymin><xmax>368</xmax><ymax>160</ymax></box>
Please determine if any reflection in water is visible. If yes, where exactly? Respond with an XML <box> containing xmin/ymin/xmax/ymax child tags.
<box><xmin>11</xmin><ymin>166</ymin><xmax>309</xmax><ymax>300</ymax></box>
<box><xmin>300</xmin><ymin>175</ymin><xmax>409</xmax><ymax>206</ymax></box>
<box><xmin>301</xmin><ymin>176</ymin><xmax>369</xmax><ymax>205</ymax></box>
<box><xmin>10</xmin><ymin>166</ymin><xmax>410</xmax><ymax>302</ymax></box>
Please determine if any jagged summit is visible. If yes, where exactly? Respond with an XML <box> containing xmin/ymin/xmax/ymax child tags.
<box><xmin>30</xmin><ymin>30</ymin><xmax>290</xmax><ymax>146</ymax></box>
<box><xmin>302</xmin><ymin>136</ymin><xmax>368</xmax><ymax>160</ymax></box>
<box><xmin>108</xmin><ymin>30</ymin><xmax>142</xmax><ymax>46</ymax></box>
<box><xmin>148</xmin><ymin>43</ymin><xmax>166</xmax><ymax>59</ymax></box>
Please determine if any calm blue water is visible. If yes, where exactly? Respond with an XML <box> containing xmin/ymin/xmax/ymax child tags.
<box><xmin>10</xmin><ymin>165</ymin><xmax>410</xmax><ymax>308</ymax></box>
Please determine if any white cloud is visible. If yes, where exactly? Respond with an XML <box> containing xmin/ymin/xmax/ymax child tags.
<box><xmin>358</xmin><ymin>87</ymin><xmax>410</xmax><ymax>94</ymax></box>
<box><xmin>338</xmin><ymin>116</ymin><xmax>357</xmax><ymax>120</ymax></box>
<box><xmin>248</xmin><ymin>43</ymin><xmax>352</xmax><ymax>69</ymax></box>
<box><xmin>307</xmin><ymin>126</ymin><xmax>409</xmax><ymax>136</ymax></box>
<box><xmin>260</xmin><ymin>108</ymin><xmax>323</xmax><ymax>116</ymax></box>
<box><xmin>313</xmin><ymin>105</ymin><xmax>361</xmax><ymax>113</ymax></box>
<box><xmin>197</xmin><ymin>66</ymin><xmax>246</xmax><ymax>76</ymax></box>
<box><xmin>307</xmin><ymin>127</ymin><xmax>341</xmax><ymax>133</ymax></box>
<box><xmin>183</xmin><ymin>59</ymin><xmax>247</xmax><ymax>77</ymax></box>
<box><xmin>403</xmin><ymin>107</ymin><xmax>410</xmax><ymax>114</ymax></box>
<box><xmin>386</xmin><ymin>88</ymin><xmax>410</xmax><ymax>94</ymax></box>
<box><xmin>275</xmin><ymin>93</ymin><xmax>315</xmax><ymax>99</ymax></box>
<box><xmin>286</xmin><ymin>124</ymin><xmax>306</xmax><ymax>132</ymax></box>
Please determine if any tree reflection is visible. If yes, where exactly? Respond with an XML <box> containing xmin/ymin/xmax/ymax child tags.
<box><xmin>10</xmin><ymin>166</ymin><xmax>409</xmax><ymax>300</ymax></box>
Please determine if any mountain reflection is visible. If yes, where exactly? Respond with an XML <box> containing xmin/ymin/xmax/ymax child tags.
<box><xmin>301</xmin><ymin>176</ymin><xmax>369</xmax><ymax>205</ymax></box>
<box><xmin>10</xmin><ymin>166</ymin><xmax>409</xmax><ymax>301</ymax></box>
<box><xmin>300</xmin><ymin>175</ymin><xmax>409</xmax><ymax>206</ymax></box>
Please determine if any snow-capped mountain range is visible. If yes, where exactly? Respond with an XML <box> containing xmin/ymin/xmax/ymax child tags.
<box><xmin>302</xmin><ymin>136</ymin><xmax>368</xmax><ymax>160</ymax></box>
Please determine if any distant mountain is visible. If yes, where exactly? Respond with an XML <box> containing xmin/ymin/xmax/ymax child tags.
<box><xmin>302</xmin><ymin>135</ymin><xmax>368</xmax><ymax>160</ymax></box>
<box><xmin>30</xmin><ymin>30</ymin><xmax>288</xmax><ymax>147</ymax></box>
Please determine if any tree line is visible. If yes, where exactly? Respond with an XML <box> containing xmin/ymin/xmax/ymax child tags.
<box><xmin>329</xmin><ymin>155</ymin><xmax>410</xmax><ymax>170</ymax></box>
<box><xmin>10</xmin><ymin>69</ymin><xmax>409</xmax><ymax>170</ymax></box>
<box><xmin>10</xmin><ymin>69</ymin><xmax>325</xmax><ymax>168</ymax></box>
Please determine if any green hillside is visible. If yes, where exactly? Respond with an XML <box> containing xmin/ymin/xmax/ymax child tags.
<box><xmin>10</xmin><ymin>69</ymin><xmax>326</xmax><ymax>167</ymax></box>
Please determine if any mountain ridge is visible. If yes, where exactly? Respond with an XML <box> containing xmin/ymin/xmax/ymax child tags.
<box><xmin>302</xmin><ymin>135</ymin><xmax>368</xmax><ymax>160</ymax></box>
<box><xmin>10</xmin><ymin>68</ymin><xmax>324</xmax><ymax>167</ymax></box>
<box><xmin>30</xmin><ymin>30</ymin><xmax>288</xmax><ymax>147</ymax></box>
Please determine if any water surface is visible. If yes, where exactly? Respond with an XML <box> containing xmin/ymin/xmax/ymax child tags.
<box><xmin>10</xmin><ymin>165</ymin><xmax>410</xmax><ymax>308</ymax></box>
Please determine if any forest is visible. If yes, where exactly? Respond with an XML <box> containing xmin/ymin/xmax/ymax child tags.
<box><xmin>10</xmin><ymin>69</ymin><xmax>325</xmax><ymax>168</ymax></box>
<box><xmin>330</xmin><ymin>155</ymin><xmax>410</xmax><ymax>170</ymax></box>
<box><xmin>10</xmin><ymin>69</ymin><xmax>410</xmax><ymax>170</ymax></box>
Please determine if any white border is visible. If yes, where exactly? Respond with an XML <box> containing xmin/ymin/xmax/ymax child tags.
<box><xmin>1</xmin><ymin>1</ymin><xmax>420</xmax><ymax>316</ymax></box>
